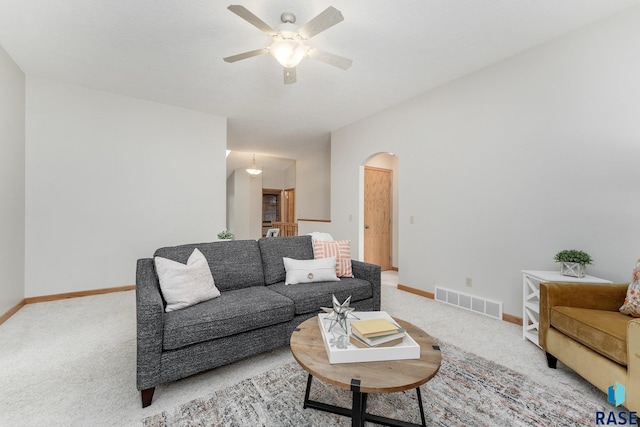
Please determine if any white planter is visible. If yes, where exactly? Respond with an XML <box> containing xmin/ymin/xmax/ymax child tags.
<box><xmin>561</xmin><ymin>262</ymin><xmax>585</xmax><ymax>278</ymax></box>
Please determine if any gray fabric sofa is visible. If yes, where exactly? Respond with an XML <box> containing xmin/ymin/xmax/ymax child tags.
<box><xmin>136</xmin><ymin>235</ymin><xmax>381</xmax><ymax>407</ymax></box>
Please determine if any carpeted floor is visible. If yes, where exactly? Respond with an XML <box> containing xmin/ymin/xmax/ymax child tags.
<box><xmin>142</xmin><ymin>342</ymin><xmax>607</xmax><ymax>426</ymax></box>
<box><xmin>0</xmin><ymin>272</ymin><xmax>611</xmax><ymax>426</ymax></box>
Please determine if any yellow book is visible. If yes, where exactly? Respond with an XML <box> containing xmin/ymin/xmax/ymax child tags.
<box><xmin>350</xmin><ymin>318</ymin><xmax>399</xmax><ymax>338</ymax></box>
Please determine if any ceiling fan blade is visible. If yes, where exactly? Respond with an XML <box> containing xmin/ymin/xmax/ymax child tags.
<box><xmin>227</xmin><ymin>5</ymin><xmax>277</xmax><ymax>36</ymax></box>
<box><xmin>308</xmin><ymin>49</ymin><xmax>352</xmax><ymax>70</ymax></box>
<box><xmin>297</xmin><ymin>6</ymin><xmax>344</xmax><ymax>40</ymax></box>
<box><xmin>223</xmin><ymin>47</ymin><xmax>269</xmax><ymax>63</ymax></box>
<box><xmin>284</xmin><ymin>67</ymin><xmax>297</xmax><ymax>84</ymax></box>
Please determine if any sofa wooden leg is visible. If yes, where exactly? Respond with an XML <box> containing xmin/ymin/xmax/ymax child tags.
<box><xmin>545</xmin><ymin>352</ymin><xmax>557</xmax><ymax>369</ymax></box>
<box><xmin>141</xmin><ymin>387</ymin><xmax>155</xmax><ymax>408</ymax></box>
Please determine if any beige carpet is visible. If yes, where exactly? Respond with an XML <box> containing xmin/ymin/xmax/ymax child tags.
<box><xmin>0</xmin><ymin>271</ymin><xmax>607</xmax><ymax>426</ymax></box>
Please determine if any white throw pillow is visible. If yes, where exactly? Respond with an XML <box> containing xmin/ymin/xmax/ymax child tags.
<box><xmin>154</xmin><ymin>248</ymin><xmax>221</xmax><ymax>312</ymax></box>
<box><xmin>283</xmin><ymin>256</ymin><xmax>340</xmax><ymax>285</ymax></box>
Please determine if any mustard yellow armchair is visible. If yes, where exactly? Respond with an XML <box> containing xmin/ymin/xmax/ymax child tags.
<box><xmin>539</xmin><ymin>282</ymin><xmax>640</xmax><ymax>411</ymax></box>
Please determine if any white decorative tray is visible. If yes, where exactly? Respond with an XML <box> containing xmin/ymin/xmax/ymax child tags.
<box><xmin>317</xmin><ymin>311</ymin><xmax>420</xmax><ymax>364</ymax></box>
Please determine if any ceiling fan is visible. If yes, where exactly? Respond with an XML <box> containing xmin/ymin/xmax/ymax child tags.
<box><xmin>223</xmin><ymin>5</ymin><xmax>352</xmax><ymax>84</ymax></box>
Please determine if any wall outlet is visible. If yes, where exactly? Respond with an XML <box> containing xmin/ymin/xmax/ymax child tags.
<box><xmin>465</xmin><ymin>277</ymin><xmax>473</xmax><ymax>287</ymax></box>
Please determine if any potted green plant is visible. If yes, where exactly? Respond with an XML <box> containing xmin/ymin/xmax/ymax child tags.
<box><xmin>217</xmin><ymin>230</ymin><xmax>234</xmax><ymax>241</ymax></box>
<box><xmin>553</xmin><ymin>249</ymin><xmax>593</xmax><ymax>278</ymax></box>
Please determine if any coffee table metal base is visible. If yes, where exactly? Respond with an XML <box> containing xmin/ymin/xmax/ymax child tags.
<box><xmin>303</xmin><ymin>374</ymin><xmax>426</xmax><ymax>427</ymax></box>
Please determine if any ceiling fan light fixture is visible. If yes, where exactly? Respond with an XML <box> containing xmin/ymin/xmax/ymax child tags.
<box><xmin>224</xmin><ymin>5</ymin><xmax>350</xmax><ymax>83</ymax></box>
<box><xmin>270</xmin><ymin>39</ymin><xmax>306</xmax><ymax>68</ymax></box>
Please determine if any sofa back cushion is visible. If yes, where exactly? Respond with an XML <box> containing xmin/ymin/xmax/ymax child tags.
<box><xmin>154</xmin><ymin>240</ymin><xmax>265</xmax><ymax>292</ymax></box>
<box><xmin>259</xmin><ymin>235</ymin><xmax>314</xmax><ymax>285</ymax></box>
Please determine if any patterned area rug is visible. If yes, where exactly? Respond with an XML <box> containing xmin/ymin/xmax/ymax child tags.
<box><xmin>142</xmin><ymin>342</ymin><xmax>608</xmax><ymax>426</ymax></box>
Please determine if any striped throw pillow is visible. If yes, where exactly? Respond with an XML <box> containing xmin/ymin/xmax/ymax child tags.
<box><xmin>313</xmin><ymin>239</ymin><xmax>354</xmax><ymax>278</ymax></box>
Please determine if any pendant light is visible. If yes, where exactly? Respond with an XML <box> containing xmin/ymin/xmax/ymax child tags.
<box><xmin>246</xmin><ymin>154</ymin><xmax>262</xmax><ymax>177</ymax></box>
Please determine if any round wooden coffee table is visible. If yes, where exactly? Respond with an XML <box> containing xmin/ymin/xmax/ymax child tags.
<box><xmin>290</xmin><ymin>316</ymin><xmax>441</xmax><ymax>427</ymax></box>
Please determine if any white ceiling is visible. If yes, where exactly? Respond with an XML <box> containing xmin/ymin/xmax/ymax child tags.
<box><xmin>1</xmin><ymin>0</ymin><xmax>638</xmax><ymax>159</ymax></box>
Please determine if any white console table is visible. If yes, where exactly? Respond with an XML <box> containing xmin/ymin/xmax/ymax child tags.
<box><xmin>522</xmin><ymin>270</ymin><xmax>612</xmax><ymax>348</ymax></box>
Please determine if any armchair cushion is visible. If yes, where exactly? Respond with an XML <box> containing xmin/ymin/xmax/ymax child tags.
<box><xmin>550</xmin><ymin>306</ymin><xmax>630</xmax><ymax>365</ymax></box>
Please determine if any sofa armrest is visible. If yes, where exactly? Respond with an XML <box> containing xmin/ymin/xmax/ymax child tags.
<box><xmin>539</xmin><ymin>282</ymin><xmax>629</xmax><ymax>349</ymax></box>
<box><xmin>351</xmin><ymin>260</ymin><xmax>381</xmax><ymax>310</ymax></box>
<box><xmin>136</xmin><ymin>258</ymin><xmax>165</xmax><ymax>391</ymax></box>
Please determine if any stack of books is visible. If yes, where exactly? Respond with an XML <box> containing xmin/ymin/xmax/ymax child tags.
<box><xmin>349</xmin><ymin>317</ymin><xmax>405</xmax><ymax>348</ymax></box>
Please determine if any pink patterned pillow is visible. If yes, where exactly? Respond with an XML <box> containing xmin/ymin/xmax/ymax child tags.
<box><xmin>620</xmin><ymin>259</ymin><xmax>640</xmax><ymax>318</ymax></box>
<box><xmin>313</xmin><ymin>239</ymin><xmax>354</xmax><ymax>278</ymax></box>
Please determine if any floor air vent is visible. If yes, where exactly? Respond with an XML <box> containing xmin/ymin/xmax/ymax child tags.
<box><xmin>434</xmin><ymin>286</ymin><xmax>503</xmax><ymax>320</ymax></box>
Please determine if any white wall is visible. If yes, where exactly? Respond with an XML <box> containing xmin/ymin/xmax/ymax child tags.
<box><xmin>262</xmin><ymin>168</ymin><xmax>285</xmax><ymax>189</ymax></box>
<box><xmin>25</xmin><ymin>78</ymin><xmax>227</xmax><ymax>297</ymax></box>
<box><xmin>227</xmin><ymin>169</ymin><xmax>263</xmax><ymax>240</ymax></box>
<box><xmin>0</xmin><ymin>44</ymin><xmax>25</xmax><ymax>313</ymax></box>
<box><xmin>284</xmin><ymin>163</ymin><xmax>296</xmax><ymax>190</ymax></box>
<box><xmin>296</xmin><ymin>142</ymin><xmax>331</xmax><ymax>220</ymax></box>
<box><xmin>226</xmin><ymin>170</ymin><xmax>236</xmax><ymax>236</ymax></box>
<box><xmin>249</xmin><ymin>174</ymin><xmax>263</xmax><ymax>239</ymax></box>
<box><xmin>331</xmin><ymin>7</ymin><xmax>640</xmax><ymax>316</ymax></box>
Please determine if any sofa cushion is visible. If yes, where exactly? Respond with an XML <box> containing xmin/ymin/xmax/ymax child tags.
<box><xmin>162</xmin><ymin>287</ymin><xmax>294</xmax><ymax>350</ymax></box>
<box><xmin>268</xmin><ymin>277</ymin><xmax>373</xmax><ymax>315</ymax></box>
<box><xmin>259</xmin><ymin>235</ymin><xmax>314</xmax><ymax>285</ymax></box>
<box><xmin>550</xmin><ymin>306</ymin><xmax>630</xmax><ymax>366</ymax></box>
<box><xmin>154</xmin><ymin>240</ymin><xmax>264</xmax><ymax>292</ymax></box>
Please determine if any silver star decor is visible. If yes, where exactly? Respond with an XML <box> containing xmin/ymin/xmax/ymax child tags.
<box><xmin>321</xmin><ymin>294</ymin><xmax>359</xmax><ymax>332</ymax></box>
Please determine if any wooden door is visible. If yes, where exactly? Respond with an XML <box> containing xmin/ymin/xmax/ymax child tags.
<box><xmin>282</xmin><ymin>189</ymin><xmax>295</xmax><ymax>223</ymax></box>
<box><xmin>364</xmin><ymin>167</ymin><xmax>392</xmax><ymax>270</ymax></box>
